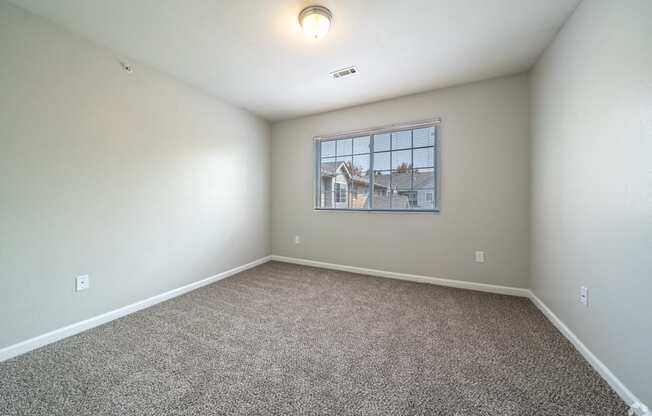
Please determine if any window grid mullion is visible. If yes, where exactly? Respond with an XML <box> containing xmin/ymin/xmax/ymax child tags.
<box><xmin>434</xmin><ymin>126</ymin><xmax>438</xmax><ymax>209</ymax></box>
<box><xmin>389</xmin><ymin>132</ymin><xmax>393</xmax><ymax>209</ymax></box>
<box><xmin>410</xmin><ymin>129</ymin><xmax>414</xmax><ymax>192</ymax></box>
<box><xmin>369</xmin><ymin>135</ymin><xmax>374</xmax><ymax>210</ymax></box>
<box><xmin>316</xmin><ymin>141</ymin><xmax>321</xmax><ymax>208</ymax></box>
<box><xmin>316</xmin><ymin>123</ymin><xmax>438</xmax><ymax>212</ymax></box>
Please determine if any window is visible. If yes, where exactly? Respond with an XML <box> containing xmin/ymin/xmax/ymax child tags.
<box><xmin>315</xmin><ymin>120</ymin><xmax>439</xmax><ymax>212</ymax></box>
<box><xmin>334</xmin><ymin>183</ymin><xmax>346</xmax><ymax>203</ymax></box>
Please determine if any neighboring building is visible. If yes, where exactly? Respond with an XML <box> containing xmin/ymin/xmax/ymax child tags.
<box><xmin>320</xmin><ymin>161</ymin><xmax>375</xmax><ymax>208</ymax></box>
<box><xmin>320</xmin><ymin>161</ymin><xmax>433</xmax><ymax>209</ymax></box>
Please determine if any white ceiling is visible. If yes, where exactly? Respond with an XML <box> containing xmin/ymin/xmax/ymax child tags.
<box><xmin>10</xmin><ymin>0</ymin><xmax>580</xmax><ymax>121</ymax></box>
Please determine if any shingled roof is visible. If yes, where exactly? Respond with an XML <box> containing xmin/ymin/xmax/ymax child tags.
<box><xmin>372</xmin><ymin>170</ymin><xmax>434</xmax><ymax>189</ymax></box>
<box><xmin>321</xmin><ymin>161</ymin><xmax>434</xmax><ymax>190</ymax></box>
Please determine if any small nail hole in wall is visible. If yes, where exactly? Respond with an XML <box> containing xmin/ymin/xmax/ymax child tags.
<box><xmin>120</xmin><ymin>61</ymin><xmax>134</xmax><ymax>73</ymax></box>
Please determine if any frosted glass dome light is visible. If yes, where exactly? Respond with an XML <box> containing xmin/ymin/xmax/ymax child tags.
<box><xmin>299</xmin><ymin>6</ymin><xmax>332</xmax><ymax>40</ymax></box>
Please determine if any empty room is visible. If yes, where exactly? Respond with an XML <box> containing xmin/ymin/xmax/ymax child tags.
<box><xmin>0</xmin><ymin>0</ymin><xmax>650</xmax><ymax>414</ymax></box>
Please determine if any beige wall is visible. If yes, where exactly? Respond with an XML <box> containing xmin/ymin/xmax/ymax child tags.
<box><xmin>0</xmin><ymin>3</ymin><xmax>270</xmax><ymax>349</ymax></box>
<box><xmin>6</xmin><ymin>2</ymin><xmax>648</xmax><ymax>406</ymax></box>
<box><xmin>531</xmin><ymin>0</ymin><xmax>652</xmax><ymax>405</ymax></box>
<box><xmin>271</xmin><ymin>74</ymin><xmax>530</xmax><ymax>288</ymax></box>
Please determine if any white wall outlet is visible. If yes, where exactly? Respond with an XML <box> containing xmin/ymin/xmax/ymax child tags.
<box><xmin>579</xmin><ymin>286</ymin><xmax>588</xmax><ymax>306</ymax></box>
<box><xmin>474</xmin><ymin>250</ymin><xmax>485</xmax><ymax>263</ymax></box>
<box><xmin>295</xmin><ymin>235</ymin><xmax>301</xmax><ymax>244</ymax></box>
<box><xmin>76</xmin><ymin>275</ymin><xmax>90</xmax><ymax>292</ymax></box>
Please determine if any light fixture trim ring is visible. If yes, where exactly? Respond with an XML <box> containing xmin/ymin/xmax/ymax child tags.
<box><xmin>298</xmin><ymin>5</ymin><xmax>333</xmax><ymax>26</ymax></box>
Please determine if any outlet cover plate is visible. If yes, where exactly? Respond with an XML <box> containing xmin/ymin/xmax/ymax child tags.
<box><xmin>579</xmin><ymin>286</ymin><xmax>588</xmax><ymax>306</ymax></box>
<box><xmin>76</xmin><ymin>275</ymin><xmax>90</xmax><ymax>291</ymax></box>
<box><xmin>474</xmin><ymin>251</ymin><xmax>485</xmax><ymax>263</ymax></box>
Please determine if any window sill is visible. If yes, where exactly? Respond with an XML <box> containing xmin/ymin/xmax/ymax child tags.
<box><xmin>313</xmin><ymin>208</ymin><xmax>439</xmax><ymax>214</ymax></box>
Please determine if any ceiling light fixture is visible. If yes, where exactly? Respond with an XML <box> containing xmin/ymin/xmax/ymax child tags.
<box><xmin>299</xmin><ymin>5</ymin><xmax>332</xmax><ymax>40</ymax></box>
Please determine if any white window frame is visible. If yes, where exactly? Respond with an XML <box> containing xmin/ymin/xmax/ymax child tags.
<box><xmin>314</xmin><ymin>118</ymin><xmax>441</xmax><ymax>213</ymax></box>
<box><xmin>334</xmin><ymin>183</ymin><xmax>346</xmax><ymax>203</ymax></box>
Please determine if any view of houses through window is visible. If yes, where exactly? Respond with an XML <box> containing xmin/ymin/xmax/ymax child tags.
<box><xmin>316</xmin><ymin>122</ymin><xmax>438</xmax><ymax>211</ymax></box>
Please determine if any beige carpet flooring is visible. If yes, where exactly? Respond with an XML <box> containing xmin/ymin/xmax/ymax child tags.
<box><xmin>0</xmin><ymin>261</ymin><xmax>627</xmax><ymax>415</ymax></box>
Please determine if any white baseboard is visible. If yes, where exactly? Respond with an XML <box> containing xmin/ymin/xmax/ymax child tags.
<box><xmin>2</xmin><ymin>254</ymin><xmax>647</xmax><ymax>415</ymax></box>
<box><xmin>271</xmin><ymin>255</ymin><xmax>648</xmax><ymax>415</ymax></box>
<box><xmin>528</xmin><ymin>291</ymin><xmax>649</xmax><ymax>416</ymax></box>
<box><xmin>270</xmin><ymin>255</ymin><xmax>530</xmax><ymax>297</ymax></box>
<box><xmin>0</xmin><ymin>256</ymin><xmax>272</xmax><ymax>362</ymax></box>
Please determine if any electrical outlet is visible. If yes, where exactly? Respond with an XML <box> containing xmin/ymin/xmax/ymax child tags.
<box><xmin>579</xmin><ymin>286</ymin><xmax>588</xmax><ymax>306</ymax></box>
<box><xmin>474</xmin><ymin>251</ymin><xmax>485</xmax><ymax>263</ymax></box>
<box><xmin>295</xmin><ymin>235</ymin><xmax>301</xmax><ymax>244</ymax></box>
<box><xmin>76</xmin><ymin>275</ymin><xmax>90</xmax><ymax>292</ymax></box>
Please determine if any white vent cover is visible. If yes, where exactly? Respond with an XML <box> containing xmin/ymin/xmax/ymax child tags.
<box><xmin>330</xmin><ymin>66</ymin><xmax>359</xmax><ymax>79</ymax></box>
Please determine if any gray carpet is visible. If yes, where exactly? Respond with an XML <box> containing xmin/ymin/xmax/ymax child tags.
<box><xmin>0</xmin><ymin>261</ymin><xmax>626</xmax><ymax>415</ymax></box>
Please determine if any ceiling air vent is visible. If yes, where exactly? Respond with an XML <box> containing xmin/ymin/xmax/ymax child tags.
<box><xmin>330</xmin><ymin>66</ymin><xmax>359</xmax><ymax>79</ymax></box>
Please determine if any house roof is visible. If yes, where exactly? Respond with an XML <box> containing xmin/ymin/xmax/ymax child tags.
<box><xmin>321</xmin><ymin>161</ymin><xmax>434</xmax><ymax>190</ymax></box>
<box><xmin>373</xmin><ymin>171</ymin><xmax>434</xmax><ymax>189</ymax></box>
<box><xmin>321</xmin><ymin>161</ymin><xmax>370</xmax><ymax>186</ymax></box>
<box><xmin>320</xmin><ymin>161</ymin><xmax>345</xmax><ymax>177</ymax></box>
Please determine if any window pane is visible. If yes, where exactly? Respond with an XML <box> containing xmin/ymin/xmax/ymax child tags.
<box><xmin>391</xmin><ymin>170</ymin><xmax>412</xmax><ymax>189</ymax></box>
<box><xmin>392</xmin><ymin>149</ymin><xmax>411</xmax><ymax>170</ymax></box>
<box><xmin>372</xmin><ymin>171</ymin><xmax>390</xmax><ymax>209</ymax></box>
<box><xmin>373</xmin><ymin>194</ymin><xmax>391</xmax><ymax>209</ymax></box>
<box><xmin>372</xmin><ymin>170</ymin><xmax>391</xmax><ymax>190</ymax></box>
<box><xmin>321</xmin><ymin>140</ymin><xmax>336</xmax><ymax>157</ymax></box>
<box><xmin>391</xmin><ymin>190</ymin><xmax>412</xmax><ymax>209</ymax></box>
<box><xmin>413</xmin><ymin>147</ymin><xmax>434</xmax><ymax>168</ymax></box>
<box><xmin>336</xmin><ymin>155</ymin><xmax>352</xmax><ymax>165</ymax></box>
<box><xmin>391</xmin><ymin>130</ymin><xmax>411</xmax><ymax>150</ymax></box>
<box><xmin>320</xmin><ymin>159</ymin><xmax>352</xmax><ymax>208</ymax></box>
<box><xmin>412</xmin><ymin>188</ymin><xmax>435</xmax><ymax>210</ymax></box>
<box><xmin>373</xmin><ymin>152</ymin><xmax>390</xmax><ymax>171</ymax></box>
<box><xmin>350</xmin><ymin>172</ymin><xmax>370</xmax><ymax>209</ymax></box>
<box><xmin>334</xmin><ymin>183</ymin><xmax>346</xmax><ymax>203</ymax></box>
<box><xmin>319</xmin><ymin>159</ymin><xmax>337</xmax><ymax>202</ymax></box>
<box><xmin>374</xmin><ymin>133</ymin><xmax>390</xmax><ymax>152</ymax></box>
<box><xmin>336</xmin><ymin>138</ymin><xmax>353</xmax><ymax>156</ymax></box>
<box><xmin>405</xmin><ymin>191</ymin><xmax>420</xmax><ymax>208</ymax></box>
<box><xmin>319</xmin><ymin>169</ymin><xmax>335</xmax><ymax>208</ymax></box>
<box><xmin>414</xmin><ymin>168</ymin><xmax>435</xmax><ymax>188</ymax></box>
<box><xmin>352</xmin><ymin>154</ymin><xmax>370</xmax><ymax>175</ymax></box>
<box><xmin>413</xmin><ymin>127</ymin><xmax>434</xmax><ymax>147</ymax></box>
<box><xmin>317</xmin><ymin>122</ymin><xmax>437</xmax><ymax>212</ymax></box>
<box><xmin>353</xmin><ymin>136</ymin><xmax>370</xmax><ymax>154</ymax></box>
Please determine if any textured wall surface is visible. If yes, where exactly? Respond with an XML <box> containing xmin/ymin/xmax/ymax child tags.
<box><xmin>531</xmin><ymin>0</ymin><xmax>652</xmax><ymax>405</ymax></box>
<box><xmin>0</xmin><ymin>2</ymin><xmax>271</xmax><ymax>349</ymax></box>
<box><xmin>272</xmin><ymin>74</ymin><xmax>530</xmax><ymax>288</ymax></box>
